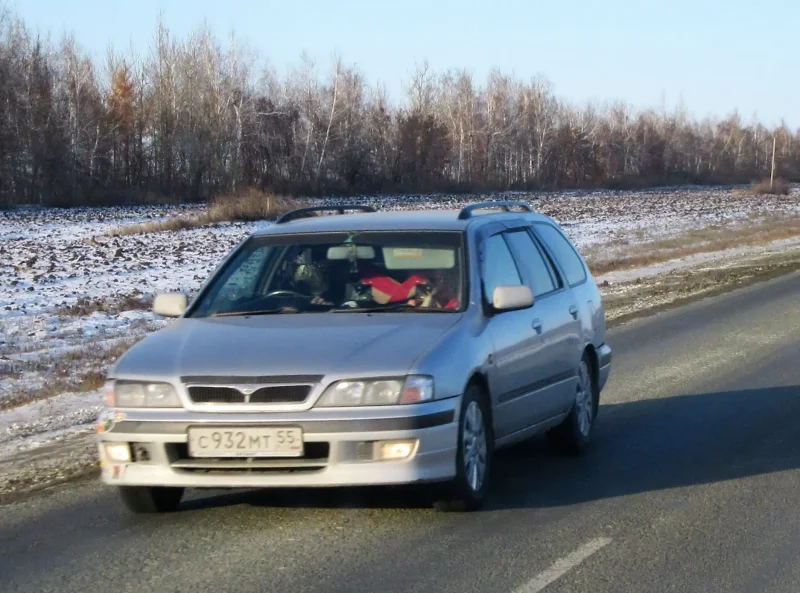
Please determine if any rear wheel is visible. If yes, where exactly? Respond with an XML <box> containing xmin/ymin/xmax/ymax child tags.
<box><xmin>118</xmin><ymin>486</ymin><xmax>184</xmax><ymax>514</ymax></box>
<box><xmin>547</xmin><ymin>351</ymin><xmax>597</xmax><ymax>455</ymax></box>
<box><xmin>433</xmin><ymin>383</ymin><xmax>493</xmax><ymax>512</ymax></box>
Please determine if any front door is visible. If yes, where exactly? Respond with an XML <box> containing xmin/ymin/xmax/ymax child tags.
<box><xmin>481</xmin><ymin>228</ymin><xmax>562</xmax><ymax>438</ymax></box>
<box><xmin>504</xmin><ymin>226</ymin><xmax>578</xmax><ymax>422</ymax></box>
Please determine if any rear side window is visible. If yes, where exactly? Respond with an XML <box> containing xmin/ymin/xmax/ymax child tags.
<box><xmin>481</xmin><ymin>234</ymin><xmax>522</xmax><ymax>300</ymax></box>
<box><xmin>534</xmin><ymin>223</ymin><xmax>587</xmax><ymax>286</ymax></box>
<box><xmin>504</xmin><ymin>230</ymin><xmax>558</xmax><ymax>297</ymax></box>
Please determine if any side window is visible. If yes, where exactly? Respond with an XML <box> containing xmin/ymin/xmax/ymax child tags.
<box><xmin>214</xmin><ymin>245</ymin><xmax>273</xmax><ymax>302</ymax></box>
<box><xmin>534</xmin><ymin>223</ymin><xmax>587</xmax><ymax>286</ymax></box>
<box><xmin>504</xmin><ymin>230</ymin><xmax>558</xmax><ymax>297</ymax></box>
<box><xmin>481</xmin><ymin>233</ymin><xmax>522</xmax><ymax>300</ymax></box>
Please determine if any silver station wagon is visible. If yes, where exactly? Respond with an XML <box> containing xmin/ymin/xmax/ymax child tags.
<box><xmin>97</xmin><ymin>201</ymin><xmax>612</xmax><ymax>513</ymax></box>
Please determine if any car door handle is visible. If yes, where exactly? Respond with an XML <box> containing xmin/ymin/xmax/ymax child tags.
<box><xmin>532</xmin><ymin>319</ymin><xmax>543</xmax><ymax>334</ymax></box>
<box><xmin>569</xmin><ymin>305</ymin><xmax>579</xmax><ymax>319</ymax></box>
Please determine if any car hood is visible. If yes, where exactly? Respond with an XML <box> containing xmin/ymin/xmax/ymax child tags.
<box><xmin>110</xmin><ymin>312</ymin><xmax>463</xmax><ymax>380</ymax></box>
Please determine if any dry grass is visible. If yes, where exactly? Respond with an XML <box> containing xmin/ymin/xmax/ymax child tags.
<box><xmin>0</xmin><ymin>339</ymin><xmax>138</xmax><ymax>411</ymax></box>
<box><xmin>110</xmin><ymin>189</ymin><xmax>301</xmax><ymax>236</ymax></box>
<box><xmin>210</xmin><ymin>189</ymin><xmax>302</xmax><ymax>222</ymax></box>
<box><xmin>56</xmin><ymin>294</ymin><xmax>151</xmax><ymax>317</ymax></box>
<box><xmin>601</xmin><ymin>245</ymin><xmax>800</xmax><ymax>328</ymax></box>
<box><xmin>587</xmin><ymin>215</ymin><xmax>800</xmax><ymax>276</ymax></box>
<box><xmin>750</xmin><ymin>178</ymin><xmax>790</xmax><ymax>196</ymax></box>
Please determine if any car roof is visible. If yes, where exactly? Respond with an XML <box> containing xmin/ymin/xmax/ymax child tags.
<box><xmin>252</xmin><ymin>208</ymin><xmax>555</xmax><ymax>236</ymax></box>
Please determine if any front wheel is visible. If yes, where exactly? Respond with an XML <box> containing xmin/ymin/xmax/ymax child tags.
<box><xmin>547</xmin><ymin>352</ymin><xmax>597</xmax><ymax>455</ymax></box>
<box><xmin>118</xmin><ymin>486</ymin><xmax>184</xmax><ymax>513</ymax></box>
<box><xmin>433</xmin><ymin>383</ymin><xmax>493</xmax><ymax>512</ymax></box>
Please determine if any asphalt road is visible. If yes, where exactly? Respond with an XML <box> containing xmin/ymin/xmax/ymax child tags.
<box><xmin>3</xmin><ymin>272</ymin><xmax>800</xmax><ymax>593</ymax></box>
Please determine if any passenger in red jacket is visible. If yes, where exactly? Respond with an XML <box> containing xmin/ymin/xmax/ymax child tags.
<box><xmin>406</xmin><ymin>268</ymin><xmax>460</xmax><ymax>310</ymax></box>
<box><xmin>360</xmin><ymin>266</ymin><xmax>460</xmax><ymax>310</ymax></box>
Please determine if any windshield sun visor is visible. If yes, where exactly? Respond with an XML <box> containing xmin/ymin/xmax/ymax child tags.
<box><xmin>382</xmin><ymin>247</ymin><xmax>455</xmax><ymax>270</ymax></box>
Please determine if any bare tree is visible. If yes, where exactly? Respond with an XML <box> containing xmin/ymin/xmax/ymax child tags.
<box><xmin>1</xmin><ymin>4</ymin><xmax>799</xmax><ymax>207</ymax></box>
<box><xmin>317</xmin><ymin>57</ymin><xmax>341</xmax><ymax>183</ymax></box>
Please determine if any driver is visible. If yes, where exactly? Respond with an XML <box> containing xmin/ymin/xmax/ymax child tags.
<box><xmin>292</xmin><ymin>250</ymin><xmax>348</xmax><ymax>306</ymax></box>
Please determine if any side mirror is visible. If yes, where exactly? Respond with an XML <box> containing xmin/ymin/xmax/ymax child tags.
<box><xmin>152</xmin><ymin>292</ymin><xmax>188</xmax><ymax>317</ymax></box>
<box><xmin>492</xmin><ymin>285</ymin><xmax>534</xmax><ymax>313</ymax></box>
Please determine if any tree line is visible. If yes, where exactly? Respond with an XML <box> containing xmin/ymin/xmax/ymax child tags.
<box><xmin>1</xmin><ymin>9</ymin><xmax>798</xmax><ymax>208</ymax></box>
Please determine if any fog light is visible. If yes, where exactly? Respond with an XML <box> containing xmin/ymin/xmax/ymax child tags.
<box><xmin>375</xmin><ymin>440</ymin><xmax>416</xmax><ymax>461</ymax></box>
<box><xmin>104</xmin><ymin>442</ymin><xmax>131</xmax><ymax>463</ymax></box>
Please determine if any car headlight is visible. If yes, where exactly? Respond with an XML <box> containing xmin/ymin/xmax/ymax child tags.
<box><xmin>316</xmin><ymin>376</ymin><xmax>434</xmax><ymax>407</ymax></box>
<box><xmin>107</xmin><ymin>380</ymin><xmax>182</xmax><ymax>408</ymax></box>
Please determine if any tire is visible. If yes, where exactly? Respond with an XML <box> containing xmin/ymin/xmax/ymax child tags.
<box><xmin>547</xmin><ymin>351</ymin><xmax>597</xmax><ymax>456</ymax></box>
<box><xmin>433</xmin><ymin>383</ymin><xmax>493</xmax><ymax>512</ymax></box>
<box><xmin>118</xmin><ymin>486</ymin><xmax>184</xmax><ymax>514</ymax></box>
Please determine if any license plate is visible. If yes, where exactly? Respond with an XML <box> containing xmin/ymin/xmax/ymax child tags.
<box><xmin>187</xmin><ymin>426</ymin><xmax>304</xmax><ymax>458</ymax></box>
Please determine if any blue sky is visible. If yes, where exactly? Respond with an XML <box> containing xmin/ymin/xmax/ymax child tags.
<box><xmin>10</xmin><ymin>0</ymin><xmax>798</xmax><ymax>127</ymax></box>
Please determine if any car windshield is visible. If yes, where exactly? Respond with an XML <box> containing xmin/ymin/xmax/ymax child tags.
<box><xmin>188</xmin><ymin>230</ymin><xmax>466</xmax><ymax>317</ymax></box>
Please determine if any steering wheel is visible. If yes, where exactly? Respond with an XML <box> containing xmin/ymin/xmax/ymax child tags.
<box><xmin>265</xmin><ymin>290</ymin><xmax>311</xmax><ymax>300</ymax></box>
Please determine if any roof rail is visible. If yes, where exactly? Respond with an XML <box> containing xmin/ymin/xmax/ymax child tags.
<box><xmin>274</xmin><ymin>204</ymin><xmax>377</xmax><ymax>225</ymax></box>
<box><xmin>457</xmin><ymin>200</ymin><xmax>535</xmax><ymax>220</ymax></box>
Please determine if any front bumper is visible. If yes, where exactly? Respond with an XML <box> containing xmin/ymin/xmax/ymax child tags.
<box><xmin>96</xmin><ymin>399</ymin><xmax>459</xmax><ymax>488</ymax></box>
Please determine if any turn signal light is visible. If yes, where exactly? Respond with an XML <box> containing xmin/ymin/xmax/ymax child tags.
<box><xmin>104</xmin><ymin>381</ymin><xmax>115</xmax><ymax>407</ymax></box>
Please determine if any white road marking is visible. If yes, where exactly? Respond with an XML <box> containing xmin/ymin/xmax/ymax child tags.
<box><xmin>512</xmin><ymin>537</ymin><xmax>614</xmax><ymax>593</ymax></box>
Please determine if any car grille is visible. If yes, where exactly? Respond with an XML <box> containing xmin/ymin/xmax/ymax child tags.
<box><xmin>181</xmin><ymin>375</ymin><xmax>321</xmax><ymax>405</ymax></box>
<box><xmin>187</xmin><ymin>385</ymin><xmax>311</xmax><ymax>404</ymax></box>
<box><xmin>168</xmin><ymin>442</ymin><xmax>329</xmax><ymax>474</ymax></box>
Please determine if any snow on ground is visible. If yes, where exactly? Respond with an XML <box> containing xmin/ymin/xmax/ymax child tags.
<box><xmin>0</xmin><ymin>206</ymin><xmax>261</xmax><ymax>316</ymax></box>
<box><xmin>0</xmin><ymin>204</ymin><xmax>273</xmax><ymax>411</ymax></box>
<box><xmin>3</xmin><ymin>186</ymin><xmax>798</xmax><ymax>320</ymax></box>
<box><xmin>594</xmin><ymin>235</ymin><xmax>800</xmax><ymax>285</ymax></box>
<box><xmin>0</xmin><ymin>389</ymin><xmax>102</xmax><ymax>459</ymax></box>
<box><xmin>1</xmin><ymin>185</ymin><xmax>799</xmax><ymax>461</ymax></box>
<box><xmin>342</xmin><ymin>185</ymin><xmax>800</xmax><ymax>249</ymax></box>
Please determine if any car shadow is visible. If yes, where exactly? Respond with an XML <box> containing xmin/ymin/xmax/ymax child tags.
<box><xmin>182</xmin><ymin>385</ymin><xmax>800</xmax><ymax>512</ymax></box>
<box><xmin>180</xmin><ymin>479</ymin><xmax>436</xmax><ymax>512</ymax></box>
<box><xmin>2</xmin><ymin>385</ymin><xmax>799</xmax><ymax>584</ymax></box>
<box><xmin>486</xmin><ymin>384</ymin><xmax>800</xmax><ymax>510</ymax></box>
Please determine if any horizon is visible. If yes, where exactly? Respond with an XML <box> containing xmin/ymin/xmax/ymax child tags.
<box><xmin>8</xmin><ymin>0</ymin><xmax>799</xmax><ymax>129</ymax></box>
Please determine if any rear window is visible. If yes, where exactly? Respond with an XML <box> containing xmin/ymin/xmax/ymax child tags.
<box><xmin>533</xmin><ymin>223</ymin><xmax>587</xmax><ymax>286</ymax></box>
<box><xmin>503</xmin><ymin>230</ymin><xmax>559</xmax><ymax>296</ymax></box>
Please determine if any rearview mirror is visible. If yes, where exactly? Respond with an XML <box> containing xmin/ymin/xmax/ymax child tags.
<box><xmin>152</xmin><ymin>292</ymin><xmax>188</xmax><ymax>317</ymax></box>
<box><xmin>492</xmin><ymin>285</ymin><xmax>534</xmax><ymax>312</ymax></box>
<box><xmin>326</xmin><ymin>245</ymin><xmax>376</xmax><ymax>260</ymax></box>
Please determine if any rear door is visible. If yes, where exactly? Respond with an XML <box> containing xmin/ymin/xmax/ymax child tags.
<box><xmin>503</xmin><ymin>225</ymin><xmax>579</xmax><ymax>422</ymax></box>
<box><xmin>531</xmin><ymin>222</ymin><xmax>587</xmax><ymax>405</ymax></box>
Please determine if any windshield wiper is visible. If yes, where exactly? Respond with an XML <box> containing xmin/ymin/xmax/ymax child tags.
<box><xmin>356</xmin><ymin>303</ymin><xmax>451</xmax><ymax>313</ymax></box>
<box><xmin>211</xmin><ymin>308</ymin><xmax>296</xmax><ymax>317</ymax></box>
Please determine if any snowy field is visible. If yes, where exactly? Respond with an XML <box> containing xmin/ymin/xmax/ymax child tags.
<box><xmin>2</xmin><ymin>185</ymin><xmax>800</xmax><ymax>469</ymax></box>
